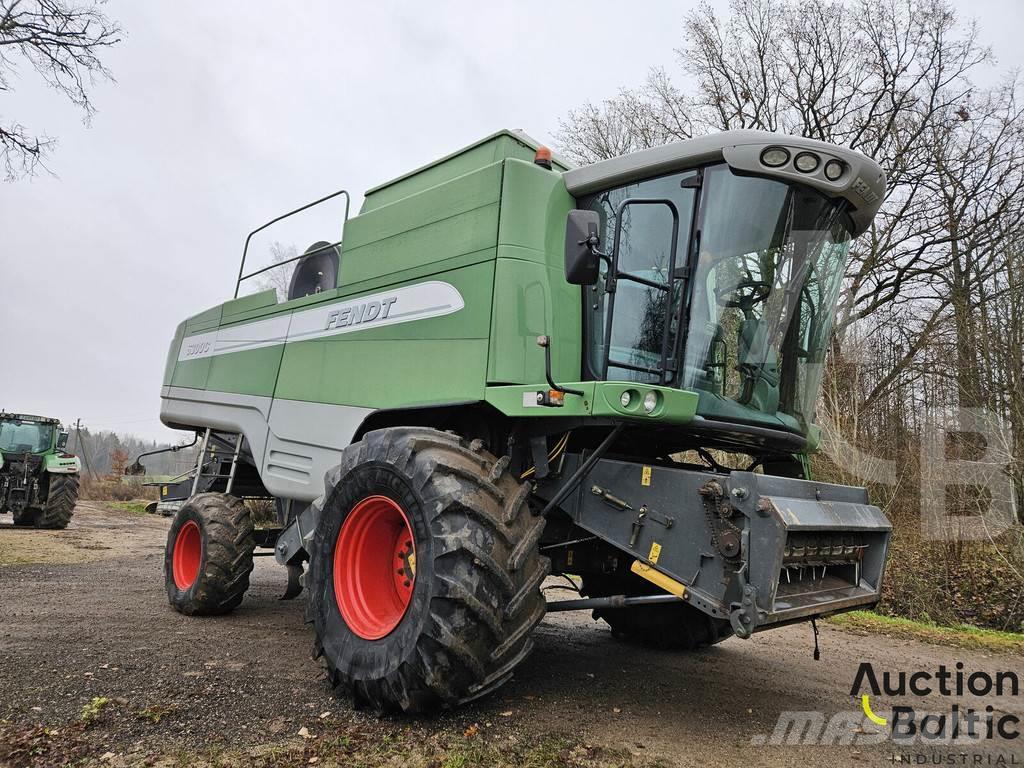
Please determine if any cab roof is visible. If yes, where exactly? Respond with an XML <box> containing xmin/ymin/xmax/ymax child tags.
<box><xmin>564</xmin><ymin>129</ymin><xmax>886</xmax><ymax>237</ymax></box>
<box><xmin>0</xmin><ymin>412</ymin><xmax>60</xmax><ymax>425</ymax></box>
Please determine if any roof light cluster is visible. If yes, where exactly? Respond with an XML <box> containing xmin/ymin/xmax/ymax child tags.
<box><xmin>759</xmin><ymin>146</ymin><xmax>846</xmax><ymax>181</ymax></box>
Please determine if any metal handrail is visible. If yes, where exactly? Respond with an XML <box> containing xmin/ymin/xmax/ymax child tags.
<box><xmin>234</xmin><ymin>188</ymin><xmax>351</xmax><ymax>298</ymax></box>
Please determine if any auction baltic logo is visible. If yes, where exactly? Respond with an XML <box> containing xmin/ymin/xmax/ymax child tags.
<box><xmin>750</xmin><ymin>661</ymin><xmax>1020</xmax><ymax>759</ymax></box>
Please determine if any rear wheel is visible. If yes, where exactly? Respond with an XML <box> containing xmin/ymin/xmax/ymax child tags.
<box><xmin>308</xmin><ymin>427</ymin><xmax>549</xmax><ymax>713</ymax></box>
<box><xmin>34</xmin><ymin>474</ymin><xmax>79</xmax><ymax>529</ymax></box>
<box><xmin>165</xmin><ymin>493</ymin><xmax>255</xmax><ymax>615</ymax></box>
<box><xmin>583</xmin><ymin>573</ymin><xmax>732</xmax><ymax>650</ymax></box>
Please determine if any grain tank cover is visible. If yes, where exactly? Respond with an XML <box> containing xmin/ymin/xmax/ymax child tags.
<box><xmin>360</xmin><ymin>129</ymin><xmax>570</xmax><ymax>213</ymax></box>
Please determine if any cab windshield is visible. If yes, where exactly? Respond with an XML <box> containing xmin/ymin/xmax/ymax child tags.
<box><xmin>0</xmin><ymin>420</ymin><xmax>54</xmax><ymax>454</ymax></box>
<box><xmin>582</xmin><ymin>162</ymin><xmax>852</xmax><ymax>432</ymax></box>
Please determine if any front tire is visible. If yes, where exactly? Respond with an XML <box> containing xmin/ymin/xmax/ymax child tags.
<box><xmin>165</xmin><ymin>493</ymin><xmax>255</xmax><ymax>615</ymax></box>
<box><xmin>308</xmin><ymin>427</ymin><xmax>549</xmax><ymax>713</ymax></box>
<box><xmin>34</xmin><ymin>474</ymin><xmax>80</xmax><ymax>529</ymax></box>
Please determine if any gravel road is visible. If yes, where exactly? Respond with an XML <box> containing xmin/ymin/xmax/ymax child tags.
<box><xmin>0</xmin><ymin>502</ymin><xmax>1021</xmax><ymax>767</ymax></box>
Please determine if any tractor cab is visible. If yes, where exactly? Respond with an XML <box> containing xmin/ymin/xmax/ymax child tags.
<box><xmin>0</xmin><ymin>413</ymin><xmax>60</xmax><ymax>455</ymax></box>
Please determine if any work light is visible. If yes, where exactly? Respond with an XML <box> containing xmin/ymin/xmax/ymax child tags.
<box><xmin>760</xmin><ymin>147</ymin><xmax>790</xmax><ymax>167</ymax></box>
<box><xmin>643</xmin><ymin>391</ymin><xmax>658</xmax><ymax>414</ymax></box>
<box><xmin>824</xmin><ymin>159</ymin><xmax>845</xmax><ymax>180</ymax></box>
<box><xmin>794</xmin><ymin>152</ymin><xmax>820</xmax><ymax>173</ymax></box>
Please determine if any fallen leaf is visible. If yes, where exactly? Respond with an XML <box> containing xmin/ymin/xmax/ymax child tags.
<box><xmin>613</xmin><ymin>707</ymin><xmax>621</xmax><ymax>714</ymax></box>
<box><xmin>464</xmin><ymin>724</ymin><xmax>479</xmax><ymax>739</ymax></box>
<box><xmin>298</xmin><ymin>726</ymin><xmax>312</xmax><ymax>739</ymax></box>
<box><xmin>99</xmin><ymin>753</ymin><xmax>115</xmax><ymax>762</ymax></box>
<box><xmin>499</xmin><ymin>711</ymin><xmax>512</xmax><ymax>717</ymax></box>
<box><xmin>319</xmin><ymin>711</ymin><xmax>331</xmax><ymax>719</ymax></box>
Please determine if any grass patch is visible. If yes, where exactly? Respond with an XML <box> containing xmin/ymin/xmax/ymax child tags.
<box><xmin>92</xmin><ymin>725</ymin><xmax>656</xmax><ymax>768</ymax></box>
<box><xmin>828</xmin><ymin>610</ymin><xmax>1024</xmax><ymax>655</ymax></box>
<box><xmin>107</xmin><ymin>500</ymin><xmax>152</xmax><ymax>516</ymax></box>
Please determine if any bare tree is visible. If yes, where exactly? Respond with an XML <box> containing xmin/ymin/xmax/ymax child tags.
<box><xmin>557</xmin><ymin>0</ymin><xmax>1024</xmax><ymax>408</ymax></box>
<box><xmin>0</xmin><ymin>0</ymin><xmax>121</xmax><ymax>180</ymax></box>
<box><xmin>559</xmin><ymin>0</ymin><xmax>998</xmax><ymax>333</ymax></box>
<box><xmin>252</xmin><ymin>241</ymin><xmax>299</xmax><ymax>302</ymax></box>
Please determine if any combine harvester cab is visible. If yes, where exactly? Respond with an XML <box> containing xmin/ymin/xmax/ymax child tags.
<box><xmin>152</xmin><ymin>128</ymin><xmax>891</xmax><ymax>711</ymax></box>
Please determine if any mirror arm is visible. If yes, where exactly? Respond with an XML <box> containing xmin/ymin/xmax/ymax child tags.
<box><xmin>581</xmin><ymin>236</ymin><xmax>612</xmax><ymax>267</ymax></box>
<box><xmin>537</xmin><ymin>336</ymin><xmax>585</xmax><ymax>398</ymax></box>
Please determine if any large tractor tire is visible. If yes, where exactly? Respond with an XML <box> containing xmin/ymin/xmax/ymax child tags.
<box><xmin>308</xmin><ymin>427</ymin><xmax>549</xmax><ymax>713</ymax></box>
<box><xmin>583</xmin><ymin>573</ymin><xmax>732</xmax><ymax>650</ymax></box>
<box><xmin>15</xmin><ymin>474</ymin><xmax>80</xmax><ymax>529</ymax></box>
<box><xmin>33</xmin><ymin>474</ymin><xmax>80</xmax><ymax>529</ymax></box>
<box><xmin>165</xmin><ymin>493</ymin><xmax>255</xmax><ymax>615</ymax></box>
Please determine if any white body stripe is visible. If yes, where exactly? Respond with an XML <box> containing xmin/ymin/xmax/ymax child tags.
<box><xmin>178</xmin><ymin>281</ymin><xmax>464</xmax><ymax>363</ymax></box>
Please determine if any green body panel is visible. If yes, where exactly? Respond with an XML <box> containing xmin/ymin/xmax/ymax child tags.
<box><xmin>274</xmin><ymin>262</ymin><xmax>495</xmax><ymax>407</ymax></box>
<box><xmin>207</xmin><ymin>345</ymin><xmax>286</xmax><ymax>398</ymax></box>
<box><xmin>342</xmin><ymin>163</ymin><xmax>502</xmax><ymax>286</ymax></box>
<box><xmin>488</xmin><ymin>160</ymin><xmax>580</xmax><ymax>385</ymax></box>
<box><xmin>162</xmin><ymin>322</ymin><xmax>185</xmax><ymax>386</ymax></box>
<box><xmin>484</xmin><ymin>382</ymin><xmax>698</xmax><ymax>426</ymax></box>
<box><xmin>43</xmin><ymin>452</ymin><xmax>81</xmax><ymax>474</ymax></box>
<box><xmin>485</xmin><ymin>383</ymin><xmax>597</xmax><ymax>418</ymax></box>
<box><xmin>360</xmin><ymin>130</ymin><xmax>566</xmax><ymax>213</ymax></box>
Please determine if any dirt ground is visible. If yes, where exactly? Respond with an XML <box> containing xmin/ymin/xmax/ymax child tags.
<box><xmin>0</xmin><ymin>503</ymin><xmax>1021</xmax><ymax>767</ymax></box>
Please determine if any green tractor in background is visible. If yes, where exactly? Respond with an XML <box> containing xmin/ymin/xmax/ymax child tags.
<box><xmin>147</xmin><ymin>129</ymin><xmax>892</xmax><ymax>713</ymax></box>
<box><xmin>0</xmin><ymin>413</ymin><xmax>81</xmax><ymax>529</ymax></box>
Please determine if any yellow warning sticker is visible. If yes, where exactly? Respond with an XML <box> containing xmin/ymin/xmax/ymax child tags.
<box><xmin>648</xmin><ymin>541</ymin><xmax>662</xmax><ymax>563</ymax></box>
<box><xmin>161</xmin><ymin>486</ymin><xmax>167</xmax><ymax>497</ymax></box>
<box><xmin>641</xmin><ymin>465</ymin><xmax>652</xmax><ymax>486</ymax></box>
<box><xmin>566</xmin><ymin>549</ymin><xmax>574</xmax><ymax>567</ymax></box>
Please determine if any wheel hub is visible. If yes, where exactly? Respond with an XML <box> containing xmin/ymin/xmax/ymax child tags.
<box><xmin>334</xmin><ymin>495</ymin><xmax>416</xmax><ymax>640</ymax></box>
<box><xmin>172</xmin><ymin>520</ymin><xmax>202</xmax><ymax>590</ymax></box>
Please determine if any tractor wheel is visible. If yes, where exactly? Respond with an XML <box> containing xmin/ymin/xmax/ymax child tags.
<box><xmin>308</xmin><ymin>427</ymin><xmax>549</xmax><ymax>713</ymax></box>
<box><xmin>583</xmin><ymin>573</ymin><xmax>732</xmax><ymax>650</ymax></box>
<box><xmin>33</xmin><ymin>474</ymin><xmax>80</xmax><ymax>529</ymax></box>
<box><xmin>164</xmin><ymin>493</ymin><xmax>255</xmax><ymax>615</ymax></box>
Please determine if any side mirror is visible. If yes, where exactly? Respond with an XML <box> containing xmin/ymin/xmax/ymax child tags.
<box><xmin>564</xmin><ymin>210</ymin><xmax>601</xmax><ymax>285</ymax></box>
<box><xmin>125</xmin><ymin>460</ymin><xmax>145</xmax><ymax>476</ymax></box>
<box><xmin>57</xmin><ymin>431</ymin><xmax>69</xmax><ymax>449</ymax></box>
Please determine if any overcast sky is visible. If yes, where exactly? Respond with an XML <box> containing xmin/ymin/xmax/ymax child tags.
<box><xmin>1</xmin><ymin>0</ymin><xmax>1022</xmax><ymax>443</ymax></box>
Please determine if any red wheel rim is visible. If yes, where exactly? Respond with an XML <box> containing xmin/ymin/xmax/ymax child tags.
<box><xmin>334</xmin><ymin>495</ymin><xmax>416</xmax><ymax>640</ymax></box>
<box><xmin>172</xmin><ymin>520</ymin><xmax>202</xmax><ymax>590</ymax></box>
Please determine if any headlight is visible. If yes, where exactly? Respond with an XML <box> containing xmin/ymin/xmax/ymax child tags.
<box><xmin>794</xmin><ymin>152</ymin><xmax>820</xmax><ymax>173</ymax></box>
<box><xmin>760</xmin><ymin>147</ymin><xmax>790</xmax><ymax>168</ymax></box>
<box><xmin>620</xmin><ymin>391</ymin><xmax>633</xmax><ymax>408</ymax></box>
<box><xmin>643</xmin><ymin>391</ymin><xmax>658</xmax><ymax>414</ymax></box>
<box><xmin>824</xmin><ymin>159</ymin><xmax>845</xmax><ymax>180</ymax></box>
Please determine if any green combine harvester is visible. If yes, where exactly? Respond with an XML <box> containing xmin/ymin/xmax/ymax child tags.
<box><xmin>149</xmin><ymin>129</ymin><xmax>891</xmax><ymax>712</ymax></box>
<box><xmin>0</xmin><ymin>413</ymin><xmax>80</xmax><ymax>529</ymax></box>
